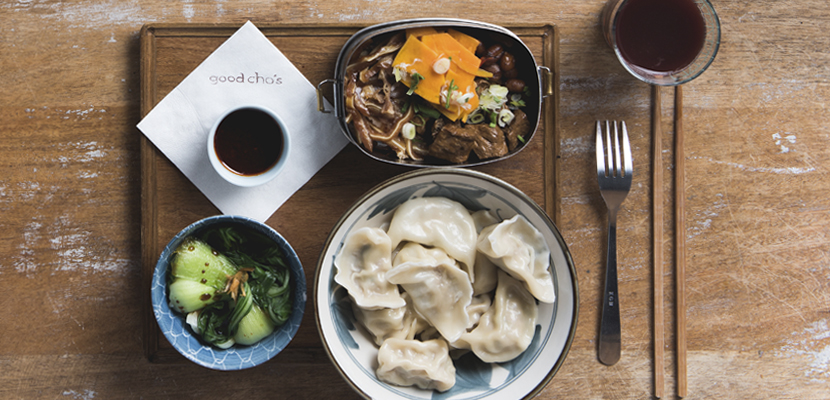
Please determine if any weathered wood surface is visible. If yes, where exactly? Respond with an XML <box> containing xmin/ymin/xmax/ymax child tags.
<box><xmin>1</xmin><ymin>1</ymin><xmax>828</xmax><ymax>399</ymax></box>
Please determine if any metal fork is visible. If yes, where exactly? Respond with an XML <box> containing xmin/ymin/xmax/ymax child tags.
<box><xmin>596</xmin><ymin>120</ymin><xmax>633</xmax><ymax>366</ymax></box>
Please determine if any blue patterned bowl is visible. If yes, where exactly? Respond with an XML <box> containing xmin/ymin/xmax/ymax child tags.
<box><xmin>152</xmin><ymin>215</ymin><xmax>306</xmax><ymax>370</ymax></box>
<box><xmin>315</xmin><ymin>169</ymin><xmax>578</xmax><ymax>399</ymax></box>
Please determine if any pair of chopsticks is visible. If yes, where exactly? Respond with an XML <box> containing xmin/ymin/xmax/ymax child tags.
<box><xmin>651</xmin><ymin>85</ymin><xmax>687</xmax><ymax>399</ymax></box>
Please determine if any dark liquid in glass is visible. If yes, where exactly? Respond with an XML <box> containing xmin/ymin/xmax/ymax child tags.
<box><xmin>615</xmin><ymin>0</ymin><xmax>706</xmax><ymax>72</ymax></box>
<box><xmin>214</xmin><ymin>108</ymin><xmax>283</xmax><ymax>176</ymax></box>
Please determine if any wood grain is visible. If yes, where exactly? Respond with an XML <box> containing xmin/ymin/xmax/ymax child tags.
<box><xmin>674</xmin><ymin>85</ymin><xmax>687</xmax><ymax>399</ymax></box>
<box><xmin>652</xmin><ymin>85</ymin><xmax>665</xmax><ymax>399</ymax></box>
<box><xmin>2</xmin><ymin>1</ymin><xmax>829</xmax><ymax>399</ymax></box>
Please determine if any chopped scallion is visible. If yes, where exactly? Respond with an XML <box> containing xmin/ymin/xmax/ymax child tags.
<box><xmin>445</xmin><ymin>79</ymin><xmax>458</xmax><ymax>109</ymax></box>
<box><xmin>407</xmin><ymin>72</ymin><xmax>425</xmax><ymax>95</ymax></box>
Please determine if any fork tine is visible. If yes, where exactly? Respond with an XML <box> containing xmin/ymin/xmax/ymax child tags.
<box><xmin>605</xmin><ymin>121</ymin><xmax>613</xmax><ymax>177</ymax></box>
<box><xmin>596</xmin><ymin>121</ymin><xmax>606</xmax><ymax>177</ymax></box>
<box><xmin>621</xmin><ymin>121</ymin><xmax>633</xmax><ymax>177</ymax></box>
<box><xmin>613</xmin><ymin>121</ymin><xmax>623</xmax><ymax>177</ymax></box>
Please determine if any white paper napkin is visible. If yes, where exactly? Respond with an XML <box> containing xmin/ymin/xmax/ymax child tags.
<box><xmin>137</xmin><ymin>21</ymin><xmax>348</xmax><ymax>222</ymax></box>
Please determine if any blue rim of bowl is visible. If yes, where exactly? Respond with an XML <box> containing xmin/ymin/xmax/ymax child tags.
<box><xmin>151</xmin><ymin>215</ymin><xmax>307</xmax><ymax>370</ymax></box>
<box><xmin>314</xmin><ymin>168</ymin><xmax>579</xmax><ymax>398</ymax></box>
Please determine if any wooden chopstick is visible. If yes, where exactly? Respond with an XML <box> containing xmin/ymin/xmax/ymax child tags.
<box><xmin>651</xmin><ymin>85</ymin><xmax>665</xmax><ymax>399</ymax></box>
<box><xmin>675</xmin><ymin>85</ymin><xmax>688</xmax><ymax>398</ymax></box>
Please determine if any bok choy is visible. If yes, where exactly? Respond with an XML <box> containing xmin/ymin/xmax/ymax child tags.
<box><xmin>167</xmin><ymin>226</ymin><xmax>292</xmax><ymax>349</ymax></box>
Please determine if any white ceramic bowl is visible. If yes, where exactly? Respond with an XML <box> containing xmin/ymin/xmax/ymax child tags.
<box><xmin>151</xmin><ymin>215</ymin><xmax>306</xmax><ymax>370</ymax></box>
<box><xmin>315</xmin><ymin>169</ymin><xmax>578</xmax><ymax>399</ymax></box>
<box><xmin>207</xmin><ymin>104</ymin><xmax>291</xmax><ymax>187</ymax></box>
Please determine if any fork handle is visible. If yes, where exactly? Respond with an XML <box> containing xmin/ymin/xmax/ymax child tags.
<box><xmin>599</xmin><ymin>213</ymin><xmax>621</xmax><ymax>366</ymax></box>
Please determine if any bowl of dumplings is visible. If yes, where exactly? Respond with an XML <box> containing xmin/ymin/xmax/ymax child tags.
<box><xmin>315</xmin><ymin>168</ymin><xmax>578</xmax><ymax>399</ymax></box>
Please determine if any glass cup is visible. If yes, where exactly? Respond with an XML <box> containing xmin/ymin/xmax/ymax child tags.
<box><xmin>601</xmin><ymin>0</ymin><xmax>721</xmax><ymax>86</ymax></box>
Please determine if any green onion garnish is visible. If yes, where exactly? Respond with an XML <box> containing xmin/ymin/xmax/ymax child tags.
<box><xmin>407</xmin><ymin>72</ymin><xmax>425</xmax><ymax>96</ymax></box>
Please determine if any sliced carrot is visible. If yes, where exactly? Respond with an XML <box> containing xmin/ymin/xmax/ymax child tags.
<box><xmin>448</xmin><ymin>29</ymin><xmax>481</xmax><ymax>54</ymax></box>
<box><xmin>393</xmin><ymin>35</ymin><xmax>445</xmax><ymax>104</ymax></box>
<box><xmin>421</xmin><ymin>33</ymin><xmax>483</xmax><ymax>77</ymax></box>
<box><xmin>405</xmin><ymin>27</ymin><xmax>439</xmax><ymax>39</ymax></box>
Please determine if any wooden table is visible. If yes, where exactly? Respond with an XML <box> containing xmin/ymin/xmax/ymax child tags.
<box><xmin>2</xmin><ymin>1</ymin><xmax>828</xmax><ymax>399</ymax></box>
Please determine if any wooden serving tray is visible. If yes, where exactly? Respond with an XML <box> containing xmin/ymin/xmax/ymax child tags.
<box><xmin>140</xmin><ymin>22</ymin><xmax>560</xmax><ymax>363</ymax></box>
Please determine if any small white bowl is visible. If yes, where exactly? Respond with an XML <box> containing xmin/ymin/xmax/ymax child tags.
<box><xmin>207</xmin><ymin>104</ymin><xmax>290</xmax><ymax>187</ymax></box>
<box><xmin>315</xmin><ymin>168</ymin><xmax>578</xmax><ymax>399</ymax></box>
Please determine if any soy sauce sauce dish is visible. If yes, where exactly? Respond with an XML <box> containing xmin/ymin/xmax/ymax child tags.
<box><xmin>318</xmin><ymin>19</ymin><xmax>554</xmax><ymax>167</ymax></box>
<box><xmin>208</xmin><ymin>105</ymin><xmax>291</xmax><ymax>187</ymax></box>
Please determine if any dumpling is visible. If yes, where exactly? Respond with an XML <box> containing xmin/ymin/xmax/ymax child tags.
<box><xmin>466</xmin><ymin>294</ymin><xmax>492</xmax><ymax>330</ymax></box>
<box><xmin>391</xmin><ymin>240</ymin><xmax>459</xmax><ymax>268</ymax></box>
<box><xmin>351</xmin><ymin>304</ymin><xmax>405</xmax><ymax>346</ymax></box>
<box><xmin>386</xmin><ymin>197</ymin><xmax>477</xmax><ymax>274</ymax></box>
<box><xmin>424</xmin><ymin>294</ymin><xmax>491</xmax><ymax>345</ymax></box>
<box><xmin>334</xmin><ymin>227</ymin><xmax>405</xmax><ymax>309</ymax></box>
<box><xmin>453</xmin><ymin>270</ymin><xmax>538</xmax><ymax>363</ymax></box>
<box><xmin>471</xmin><ymin>210</ymin><xmax>499</xmax><ymax>294</ymax></box>
<box><xmin>477</xmin><ymin>215</ymin><xmax>556</xmax><ymax>303</ymax></box>
<box><xmin>471</xmin><ymin>209</ymin><xmax>500</xmax><ymax>229</ymax></box>
<box><xmin>377</xmin><ymin>338</ymin><xmax>456</xmax><ymax>392</ymax></box>
<box><xmin>387</xmin><ymin>243</ymin><xmax>473</xmax><ymax>342</ymax></box>
<box><xmin>352</xmin><ymin>292</ymin><xmax>431</xmax><ymax>346</ymax></box>
<box><xmin>397</xmin><ymin>292</ymin><xmax>432</xmax><ymax>340</ymax></box>
<box><xmin>472</xmin><ymin>252</ymin><xmax>498</xmax><ymax>295</ymax></box>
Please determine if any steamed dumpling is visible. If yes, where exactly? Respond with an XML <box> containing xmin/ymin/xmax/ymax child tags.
<box><xmin>387</xmin><ymin>243</ymin><xmax>473</xmax><ymax>342</ymax></box>
<box><xmin>352</xmin><ymin>292</ymin><xmax>431</xmax><ymax>346</ymax></box>
<box><xmin>471</xmin><ymin>210</ymin><xmax>499</xmax><ymax>294</ymax></box>
<box><xmin>473</xmin><ymin>252</ymin><xmax>498</xmax><ymax>295</ymax></box>
<box><xmin>477</xmin><ymin>215</ymin><xmax>556</xmax><ymax>303</ymax></box>
<box><xmin>351</xmin><ymin>304</ymin><xmax>405</xmax><ymax>346</ymax></box>
<box><xmin>377</xmin><ymin>338</ymin><xmax>456</xmax><ymax>392</ymax></box>
<box><xmin>387</xmin><ymin>197</ymin><xmax>477</xmax><ymax>274</ymax></box>
<box><xmin>453</xmin><ymin>270</ymin><xmax>538</xmax><ymax>363</ymax></box>
<box><xmin>466</xmin><ymin>294</ymin><xmax>492</xmax><ymax>330</ymax></box>
<box><xmin>334</xmin><ymin>227</ymin><xmax>405</xmax><ymax>309</ymax></box>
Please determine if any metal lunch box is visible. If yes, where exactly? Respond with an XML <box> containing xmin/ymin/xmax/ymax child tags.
<box><xmin>317</xmin><ymin>18</ymin><xmax>555</xmax><ymax>168</ymax></box>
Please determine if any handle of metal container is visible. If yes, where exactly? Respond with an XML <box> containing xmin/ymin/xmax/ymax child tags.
<box><xmin>538</xmin><ymin>66</ymin><xmax>554</xmax><ymax>99</ymax></box>
<box><xmin>317</xmin><ymin>79</ymin><xmax>337</xmax><ymax>113</ymax></box>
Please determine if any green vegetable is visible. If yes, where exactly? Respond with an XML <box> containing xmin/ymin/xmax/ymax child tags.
<box><xmin>201</xmin><ymin>227</ymin><xmax>292</xmax><ymax>328</ymax></box>
<box><xmin>414</xmin><ymin>103</ymin><xmax>442</xmax><ymax>119</ymax></box>
<box><xmin>445</xmin><ymin>79</ymin><xmax>458</xmax><ymax>109</ymax></box>
<box><xmin>467</xmin><ymin>109</ymin><xmax>485</xmax><ymax>124</ymax></box>
<box><xmin>234</xmin><ymin>304</ymin><xmax>276</xmax><ymax>345</ymax></box>
<box><xmin>167</xmin><ymin>226</ymin><xmax>293</xmax><ymax>349</ymax></box>
<box><xmin>251</xmin><ymin>266</ymin><xmax>291</xmax><ymax>326</ymax></box>
<box><xmin>171</xmin><ymin>237</ymin><xmax>237</xmax><ymax>290</ymax></box>
<box><xmin>407</xmin><ymin>72</ymin><xmax>425</xmax><ymax>95</ymax></box>
<box><xmin>411</xmin><ymin>114</ymin><xmax>427</xmax><ymax>127</ymax></box>
<box><xmin>169</xmin><ymin>279</ymin><xmax>221</xmax><ymax>313</ymax></box>
<box><xmin>228</xmin><ymin>281</ymin><xmax>255</xmax><ymax>334</ymax></box>
<box><xmin>197</xmin><ymin>300</ymin><xmax>235</xmax><ymax>347</ymax></box>
<box><xmin>509</xmin><ymin>98</ymin><xmax>526</xmax><ymax>108</ymax></box>
<box><xmin>509</xmin><ymin>93</ymin><xmax>527</xmax><ymax>109</ymax></box>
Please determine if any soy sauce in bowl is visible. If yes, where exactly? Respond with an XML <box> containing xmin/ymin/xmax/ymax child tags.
<box><xmin>208</xmin><ymin>105</ymin><xmax>290</xmax><ymax>187</ymax></box>
<box><xmin>214</xmin><ymin>108</ymin><xmax>284</xmax><ymax>176</ymax></box>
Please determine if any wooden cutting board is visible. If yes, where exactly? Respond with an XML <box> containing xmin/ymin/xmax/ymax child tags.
<box><xmin>139</xmin><ymin>22</ymin><xmax>559</xmax><ymax>363</ymax></box>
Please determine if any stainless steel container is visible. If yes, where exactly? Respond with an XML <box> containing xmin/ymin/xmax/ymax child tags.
<box><xmin>318</xmin><ymin>18</ymin><xmax>554</xmax><ymax>167</ymax></box>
